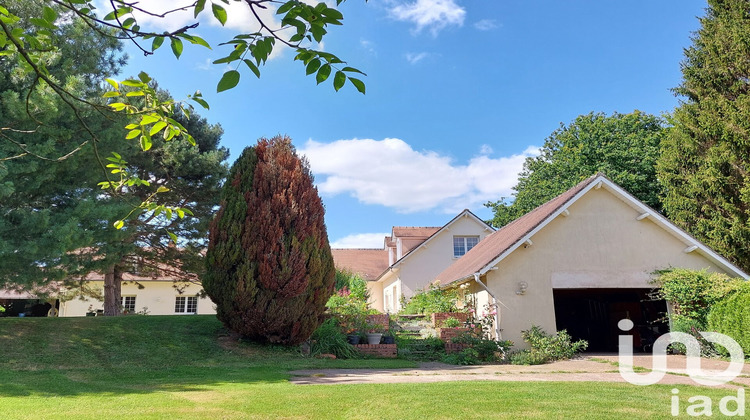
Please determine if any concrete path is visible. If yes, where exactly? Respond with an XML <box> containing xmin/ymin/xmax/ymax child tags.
<box><xmin>289</xmin><ymin>354</ymin><xmax>750</xmax><ymax>388</ymax></box>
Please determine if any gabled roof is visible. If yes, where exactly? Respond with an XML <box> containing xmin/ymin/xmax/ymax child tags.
<box><xmin>437</xmin><ymin>173</ymin><xmax>749</xmax><ymax>286</ymax></box>
<box><xmin>331</xmin><ymin>248</ymin><xmax>390</xmax><ymax>281</ymax></box>
<box><xmin>377</xmin><ymin>209</ymin><xmax>495</xmax><ymax>281</ymax></box>
<box><xmin>392</xmin><ymin>227</ymin><xmax>441</xmax><ymax>238</ymax></box>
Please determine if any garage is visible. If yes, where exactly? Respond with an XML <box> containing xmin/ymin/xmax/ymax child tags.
<box><xmin>553</xmin><ymin>288</ymin><xmax>668</xmax><ymax>352</ymax></box>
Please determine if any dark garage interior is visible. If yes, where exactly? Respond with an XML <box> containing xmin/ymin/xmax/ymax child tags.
<box><xmin>553</xmin><ymin>288</ymin><xmax>669</xmax><ymax>352</ymax></box>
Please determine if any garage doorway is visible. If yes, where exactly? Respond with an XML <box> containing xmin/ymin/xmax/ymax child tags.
<box><xmin>553</xmin><ymin>288</ymin><xmax>668</xmax><ymax>352</ymax></box>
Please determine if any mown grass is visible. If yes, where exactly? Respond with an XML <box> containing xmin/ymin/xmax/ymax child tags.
<box><xmin>0</xmin><ymin>316</ymin><xmax>740</xmax><ymax>419</ymax></box>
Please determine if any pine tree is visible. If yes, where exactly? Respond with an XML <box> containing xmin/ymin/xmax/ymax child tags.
<box><xmin>204</xmin><ymin>136</ymin><xmax>335</xmax><ymax>345</ymax></box>
<box><xmin>658</xmin><ymin>0</ymin><xmax>750</xmax><ymax>273</ymax></box>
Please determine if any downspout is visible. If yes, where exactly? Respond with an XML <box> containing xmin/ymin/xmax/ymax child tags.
<box><xmin>473</xmin><ymin>272</ymin><xmax>501</xmax><ymax>340</ymax></box>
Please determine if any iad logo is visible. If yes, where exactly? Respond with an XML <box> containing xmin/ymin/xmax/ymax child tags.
<box><xmin>617</xmin><ymin>319</ymin><xmax>746</xmax><ymax>417</ymax></box>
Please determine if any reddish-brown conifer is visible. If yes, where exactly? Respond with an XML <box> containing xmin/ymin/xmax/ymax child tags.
<box><xmin>203</xmin><ymin>136</ymin><xmax>335</xmax><ymax>345</ymax></box>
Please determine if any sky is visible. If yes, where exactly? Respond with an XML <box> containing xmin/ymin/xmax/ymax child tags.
<box><xmin>112</xmin><ymin>0</ymin><xmax>707</xmax><ymax>248</ymax></box>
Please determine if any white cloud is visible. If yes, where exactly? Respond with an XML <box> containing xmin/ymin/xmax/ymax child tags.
<box><xmin>405</xmin><ymin>52</ymin><xmax>430</xmax><ymax>65</ymax></box>
<box><xmin>479</xmin><ymin>144</ymin><xmax>494</xmax><ymax>155</ymax></box>
<box><xmin>299</xmin><ymin>138</ymin><xmax>539</xmax><ymax>213</ymax></box>
<box><xmin>360</xmin><ymin>39</ymin><xmax>377</xmax><ymax>56</ymax></box>
<box><xmin>388</xmin><ymin>0</ymin><xmax>466</xmax><ymax>36</ymax></box>
<box><xmin>473</xmin><ymin>19</ymin><xmax>499</xmax><ymax>31</ymax></box>
<box><xmin>330</xmin><ymin>233</ymin><xmax>390</xmax><ymax>248</ymax></box>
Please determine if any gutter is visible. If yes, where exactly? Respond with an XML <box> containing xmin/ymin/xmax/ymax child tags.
<box><xmin>473</xmin><ymin>272</ymin><xmax>502</xmax><ymax>340</ymax></box>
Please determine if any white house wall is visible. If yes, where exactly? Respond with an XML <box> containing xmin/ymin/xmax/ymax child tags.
<box><xmin>397</xmin><ymin>216</ymin><xmax>491</xmax><ymax>301</ymax></box>
<box><xmin>59</xmin><ymin>281</ymin><xmax>216</xmax><ymax>316</ymax></box>
<box><xmin>481</xmin><ymin>187</ymin><xmax>733</xmax><ymax>348</ymax></box>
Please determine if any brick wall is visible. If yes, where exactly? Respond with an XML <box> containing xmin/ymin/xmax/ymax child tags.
<box><xmin>355</xmin><ymin>344</ymin><xmax>397</xmax><ymax>358</ymax></box>
<box><xmin>431</xmin><ymin>312</ymin><xmax>469</xmax><ymax>327</ymax></box>
<box><xmin>438</xmin><ymin>327</ymin><xmax>472</xmax><ymax>342</ymax></box>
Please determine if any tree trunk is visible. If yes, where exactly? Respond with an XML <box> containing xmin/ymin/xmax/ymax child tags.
<box><xmin>103</xmin><ymin>265</ymin><xmax>123</xmax><ymax>316</ymax></box>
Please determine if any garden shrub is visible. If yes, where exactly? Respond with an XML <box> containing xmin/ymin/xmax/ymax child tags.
<box><xmin>510</xmin><ymin>325</ymin><xmax>587</xmax><ymax>365</ymax></box>
<box><xmin>444</xmin><ymin>332</ymin><xmax>513</xmax><ymax>365</ymax></box>
<box><xmin>507</xmin><ymin>349</ymin><xmax>549</xmax><ymax>366</ymax></box>
<box><xmin>310</xmin><ymin>318</ymin><xmax>360</xmax><ymax>359</ymax></box>
<box><xmin>708</xmin><ymin>288</ymin><xmax>750</xmax><ymax>356</ymax></box>
<box><xmin>652</xmin><ymin>268</ymin><xmax>742</xmax><ymax>327</ymax></box>
<box><xmin>400</xmin><ymin>285</ymin><xmax>460</xmax><ymax>315</ymax></box>
<box><xmin>395</xmin><ymin>336</ymin><xmax>445</xmax><ymax>361</ymax></box>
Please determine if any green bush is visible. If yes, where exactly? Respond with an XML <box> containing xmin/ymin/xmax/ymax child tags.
<box><xmin>400</xmin><ymin>285</ymin><xmax>459</xmax><ymax>315</ymax></box>
<box><xmin>708</xmin><ymin>288</ymin><xmax>750</xmax><ymax>356</ymax></box>
<box><xmin>510</xmin><ymin>326</ymin><xmax>587</xmax><ymax>365</ymax></box>
<box><xmin>310</xmin><ymin>318</ymin><xmax>360</xmax><ymax>359</ymax></box>
<box><xmin>444</xmin><ymin>332</ymin><xmax>513</xmax><ymax>365</ymax></box>
<box><xmin>507</xmin><ymin>350</ymin><xmax>549</xmax><ymax>365</ymax></box>
<box><xmin>652</xmin><ymin>268</ymin><xmax>743</xmax><ymax>327</ymax></box>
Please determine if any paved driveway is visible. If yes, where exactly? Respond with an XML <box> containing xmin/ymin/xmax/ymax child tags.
<box><xmin>290</xmin><ymin>354</ymin><xmax>750</xmax><ymax>388</ymax></box>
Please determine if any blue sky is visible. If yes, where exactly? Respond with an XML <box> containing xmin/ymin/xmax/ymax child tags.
<box><xmin>115</xmin><ymin>0</ymin><xmax>706</xmax><ymax>248</ymax></box>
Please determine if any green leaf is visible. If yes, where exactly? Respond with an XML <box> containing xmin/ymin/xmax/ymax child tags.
<box><xmin>138</xmin><ymin>71</ymin><xmax>152</xmax><ymax>84</ymax></box>
<box><xmin>333</xmin><ymin>71</ymin><xmax>346</xmax><ymax>92</ymax></box>
<box><xmin>316</xmin><ymin>64</ymin><xmax>331</xmax><ymax>84</ymax></box>
<box><xmin>217</xmin><ymin>70</ymin><xmax>240</xmax><ymax>92</ymax></box>
<box><xmin>170</xmin><ymin>37</ymin><xmax>183</xmax><ymax>59</ymax></box>
<box><xmin>212</xmin><ymin>3</ymin><xmax>227</xmax><ymax>26</ymax></box>
<box><xmin>243</xmin><ymin>59</ymin><xmax>261</xmax><ymax>78</ymax></box>
<box><xmin>195</xmin><ymin>0</ymin><xmax>206</xmax><ymax>18</ymax></box>
<box><xmin>125</xmin><ymin>91</ymin><xmax>145</xmax><ymax>97</ymax></box>
<box><xmin>168</xmin><ymin>231</ymin><xmax>178</xmax><ymax>243</ymax></box>
<box><xmin>102</xmin><ymin>91</ymin><xmax>120</xmax><ymax>98</ymax></box>
<box><xmin>277</xmin><ymin>1</ymin><xmax>296</xmax><ymax>15</ymax></box>
<box><xmin>109</xmin><ymin>103</ymin><xmax>127</xmax><ymax>111</ymax></box>
<box><xmin>333</xmin><ymin>71</ymin><xmax>346</xmax><ymax>91</ymax></box>
<box><xmin>121</xmin><ymin>79</ymin><xmax>144</xmax><ymax>87</ymax></box>
<box><xmin>306</xmin><ymin>58</ymin><xmax>321</xmax><ymax>75</ymax></box>
<box><xmin>342</xmin><ymin>66</ymin><xmax>367</xmax><ymax>76</ymax></box>
<box><xmin>349</xmin><ymin>77</ymin><xmax>366</xmax><ymax>94</ymax></box>
<box><xmin>192</xmin><ymin>97</ymin><xmax>210</xmax><ymax>110</ymax></box>
<box><xmin>140</xmin><ymin>115</ymin><xmax>160</xmax><ymax>125</ymax></box>
<box><xmin>140</xmin><ymin>135</ymin><xmax>152</xmax><ymax>151</ymax></box>
<box><xmin>149</xmin><ymin>121</ymin><xmax>167</xmax><ymax>136</ymax></box>
<box><xmin>152</xmin><ymin>36</ymin><xmax>164</xmax><ymax>52</ymax></box>
<box><xmin>156</xmin><ymin>186</ymin><xmax>170</xmax><ymax>193</ymax></box>
<box><xmin>125</xmin><ymin>129</ymin><xmax>141</xmax><ymax>139</ymax></box>
<box><xmin>42</xmin><ymin>6</ymin><xmax>58</xmax><ymax>23</ymax></box>
<box><xmin>114</xmin><ymin>220</ymin><xmax>125</xmax><ymax>230</ymax></box>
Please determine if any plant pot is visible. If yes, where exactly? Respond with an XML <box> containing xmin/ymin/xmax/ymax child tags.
<box><xmin>382</xmin><ymin>335</ymin><xmax>395</xmax><ymax>344</ymax></box>
<box><xmin>347</xmin><ymin>334</ymin><xmax>360</xmax><ymax>345</ymax></box>
<box><xmin>366</xmin><ymin>333</ymin><xmax>382</xmax><ymax>345</ymax></box>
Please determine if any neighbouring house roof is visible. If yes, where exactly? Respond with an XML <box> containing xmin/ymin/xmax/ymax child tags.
<box><xmin>392</xmin><ymin>227</ymin><xmax>441</xmax><ymax>237</ymax></box>
<box><xmin>331</xmin><ymin>209</ymin><xmax>495</xmax><ymax>283</ymax></box>
<box><xmin>331</xmin><ymin>248</ymin><xmax>390</xmax><ymax>281</ymax></box>
<box><xmin>374</xmin><ymin>209</ymin><xmax>494</xmax><ymax>282</ymax></box>
<box><xmin>436</xmin><ymin>173</ymin><xmax>749</xmax><ymax>286</ymax></box>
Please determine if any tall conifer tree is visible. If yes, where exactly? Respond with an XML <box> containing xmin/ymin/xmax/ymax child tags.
<box><xmin>658</xmin><ymin>0</ymin><xmax>750</xmax><ymax>272</ymax></box>
<box><xmin>204</xmin><ymin>136</ymin><xmax>335</xmax><ymax>345</ymax></box>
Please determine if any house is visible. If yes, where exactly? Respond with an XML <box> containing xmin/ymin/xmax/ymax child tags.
<box><xmin>0</xmin><ymin>273</ymin><xmax>216</xmax><ymax>317</ymax></box>
<box><xmin>435</xmin><ymin>174</ymin><xmax>749</xmax><ymax>351</ymax></box>
<box><xmin>332</xmin><ymin>209</ymin><xmax>495</xmax><ymax>313</ymax></box>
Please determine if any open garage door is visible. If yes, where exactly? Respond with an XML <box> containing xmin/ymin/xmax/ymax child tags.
<box><xmin>553</xmin><ymin>288</ymin><xmax>668</xmax><ymax>352</ymax></box>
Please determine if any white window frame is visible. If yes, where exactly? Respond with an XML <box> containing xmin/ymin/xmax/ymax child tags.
<box><xmin>175</xmin><ymin>296</ymin><xmax>198</xmax><ymax>314</ymax></box>
<box><xmin>121</xmin><ymin>295</ymin><xmax>136</xmax><ymax>312</ymax></box>
<box><xmin>453</xmin><ymin>235</ymin><xmax>479</xmax><ymax>258</ymax></box>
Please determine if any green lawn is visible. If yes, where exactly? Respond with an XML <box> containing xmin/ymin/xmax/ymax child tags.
<box><xmin>0</xmin><ymin>316</ymin><xmax>738</xmax><ymax>419</ymax></box>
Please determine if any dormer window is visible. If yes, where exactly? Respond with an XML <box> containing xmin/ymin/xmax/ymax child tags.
<box><xmin>453</xmin><ymin>236</ymin><xmax>479</xmax><ymax>258</ymax></box>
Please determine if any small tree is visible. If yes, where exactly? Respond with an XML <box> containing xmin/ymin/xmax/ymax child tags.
<box><xmin>204</xmin><ymin>136</ymin><xmax>335</xmax><ymax>345</ymax></box>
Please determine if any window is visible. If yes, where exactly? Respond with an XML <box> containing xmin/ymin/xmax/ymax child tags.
<box><xmin>175</xmin><ymin>296</ymin><xmax>198</xmax><ymax>314</ymax></box>
<box><xmin>121</xmin><ymin>296</ymin><xmax>136</xmax><ymax>312</ymax></box>
<box><xmin>453</xmin><ymin>236</ymin><xmax>479</xmax><ymax>258</ymax></box>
